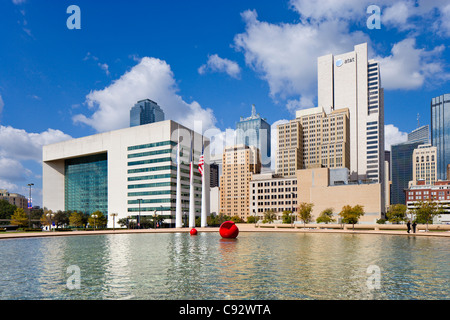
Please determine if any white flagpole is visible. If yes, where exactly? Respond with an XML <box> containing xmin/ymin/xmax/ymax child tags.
<box><xmin>175</xmin><ymin>125</ymin><xmax>182</xmax><ymax>228</ymax></box>
<box><xmin>200</xmin><ymin>139</ymin><xmax>207</xmax><ymax>227</ymax></box>
<box><xmin>189</xmin><ymin>133</ymin><xmax>195</xmax><ymax>228</ymax></box>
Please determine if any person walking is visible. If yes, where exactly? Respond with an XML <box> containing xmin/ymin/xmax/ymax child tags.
<box><xmin>412</xmin><ymin>221</ymin><xmax>417</xmax><ymax>233</ymax></box>
<box><xmin>407</xmin><ymin>221</ymin><xmax>411</xmax><ymax>233</ymax></box>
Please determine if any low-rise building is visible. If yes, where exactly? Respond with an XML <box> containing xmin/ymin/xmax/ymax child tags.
<box><xmin>250</xmin><ymin>173</ymin><xmax>298</xmax><ymax>220</ymax></box>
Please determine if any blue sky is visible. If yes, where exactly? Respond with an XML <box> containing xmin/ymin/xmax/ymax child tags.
<box><xmin>1</xmin><ymin>0</ymin><xmax>450</xmax><ymax>207</ymax></box>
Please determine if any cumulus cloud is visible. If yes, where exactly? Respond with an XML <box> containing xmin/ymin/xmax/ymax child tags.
<box><xmin>73</xmin><ymin>57</ymin><xmax>217</xmax><ymax>133</ymax></box>
<box><xmin>234</xmin><ymin>9</ymin><xmax>368</xmax><ymax>102</ymax></box>
<box><xmin>384</xmin><ymin>124</ymin><xmax>408</xmax><ymax>151</ymax></box>
<box><xmin>0</xmin><ymin>126</ymin><xmax>72</xmax><ymax>162</ymax></box>
<box><xmin>375</xmin><ymin>38</ymin><xmax>449</xmax><ymax>90</ymax></box>
<box><xmin>198</xmin><ymin>54</ymin><xmax>241</xmax><ymax>79</ymax></box>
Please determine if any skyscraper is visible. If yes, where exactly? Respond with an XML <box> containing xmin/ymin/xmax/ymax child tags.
<box><xmin>390</xmin><ymin>126</ymin><xmax>429</xmax><ymax>205</ymax></box>
<box><xmin>130</xmin><ymin>99</ymin><xmax>165</xmax><ymax>127</ymax></box>
<box><xmin>317</xmin><ymin>43</ymin><xmax>385</xmax><ymax>183</ymax></box>
<box><xmin>431</xmin><ymin>93</ymin><xmax>450</xmax><ymax>180</ymax></box>
<box><xmin>235</xmin><ymin>104</ymin><xmax>271</xmax><ymax>168</ymax></box>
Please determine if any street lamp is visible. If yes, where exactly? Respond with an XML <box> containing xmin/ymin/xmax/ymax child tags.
<box><xmin>110</xmin><ymin>213</ymin><xmax>118</xmax><ymax>231</ymax></box>
<box><xmin>137</xmin><ymin>198</ymin><xmax>143</xmax><ymax>229</ymax></box>
<box><xmin>27</xmin><ymin>183</ymin><xmax>34</xmax><ymax>228</ymax></box>
<box><xmin>92</xmin><ymin>214</ymin><xmax>98</xmax><ymax>229</ymax></box>
<box><xmin>46</xmin><ymin>212</ymin><xmax>54</xmax><ymax>231</ymax></box>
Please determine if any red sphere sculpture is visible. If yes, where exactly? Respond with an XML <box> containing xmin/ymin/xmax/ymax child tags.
<box><xmin>219</xmin><ymin>221</ymin><xmax>239</xmax><ymax>239</ymax></box>
<box><xmin>190</xmin><ymin>228</ymin><xmax>198</xmax><ymax>235</ymax></box>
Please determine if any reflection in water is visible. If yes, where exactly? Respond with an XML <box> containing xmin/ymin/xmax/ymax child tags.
<box><xmin>0</xmin><ymin>232</ymin><xmax>448</xmax><ymax>300</ymax></box>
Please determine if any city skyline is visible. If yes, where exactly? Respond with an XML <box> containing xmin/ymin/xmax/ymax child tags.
<box><xmin>1</xmin><ymin>1</ymin><xmax>450</xmax><ymax>207</ymax></box>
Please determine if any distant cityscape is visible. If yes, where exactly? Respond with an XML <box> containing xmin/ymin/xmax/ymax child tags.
<box><xmin>3</xmin><ymin>42</ymin><xmax>450</xmax><ymax>228</ymax></box>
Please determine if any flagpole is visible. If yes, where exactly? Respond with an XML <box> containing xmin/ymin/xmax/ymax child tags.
<box><xmin>175</xmin><ymin>124</ymin><xmax>182</xmax><ymax>228</ymax></box>
<box><xmin>200</xmin><ymin>138</ymin><xmax>207</xmax><ymax>227</ymax></box>
<box><xmin>189</xmin><ymin>133</ymin><xmax>195</xmax><ymax>228</ymax></box>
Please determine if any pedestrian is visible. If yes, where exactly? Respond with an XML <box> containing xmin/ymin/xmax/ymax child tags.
<box><xmin>412</xmin><ymin>221</ymin><xmax>417</xmax><ymax>233</ymax></box>
<box><xmin>407</xmin><ymin>221</ymin><xmax>411</xmax><ymax>233</ymax></box>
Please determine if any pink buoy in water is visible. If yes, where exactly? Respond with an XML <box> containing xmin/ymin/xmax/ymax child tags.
<box><xmin>219</xmin><ymin>221</ymin><xmax>239</xmax><ymax>239</ymax></box>
<box><xmin>190</xmin><ymin>228</ymin><xmax>198</xmax><ymax>235</ymax></box>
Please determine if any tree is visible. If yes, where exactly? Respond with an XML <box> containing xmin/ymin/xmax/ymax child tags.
<box><xmin>88</xmin><ymin>211</ymin><xmax>107</xmax><ymax>229</ymax></box>
<box><xmin>69</xmin><ymin>211</ymin><xmax>85</xmax><ymax>228</ymax></box>
<box><xmin>10</xmin><ymin>208</ymin><xmax>28</xmax><ymax>227</ymax></box>
<box><xmin>413</xmin><ymin>200</ymin><xmax>443</xmax><ymax>232</ymax></box>
<box><xmin>0</xmin><ymin>199</ymin><xmax>17</xmax><ymax>225</ymax></box>
<box><xmin>316</xmin><ymin>208</ymin><xmax>335</xmax><ymax>224</ymax></box>
<box><xmin>339</xmin><ymin>205</ymin><xmax>365</xmax><ymax>230</ymax></box>
<box><xmin>386</xmin><ymin>204</ymin><xmax>407</xmax><ymax>224</ymax></box>
<box><xmin>263</xmin><ymin>210</ymin><xmax>277</xmax><ymax>223</ymax></box>
<box><xmin>298</xmin><ymin>202</ymin><xmax>314</xmax><ymax>226</ymax></box>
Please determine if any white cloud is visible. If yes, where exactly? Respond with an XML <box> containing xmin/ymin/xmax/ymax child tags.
<box><xmin>375</xmin><ymin>38</ymin><xmax>449</xmax><ymax>90</ymax></box>
<box><xmin>234</xmin><ymin>9</ymin><xmax>368</xmax><ymax>102</ymax></box>
<box><xmin>73</xmin><ymin>56</ymin><xmax>217</xmax><ymax>133</ymax></box>
<box><xmin>384</xmin><ymin>124</ymin><xmax>408</xmax><ymax>151</ymax></box>
<box><xmin>0</xmin><ymin>126</ymin><xmax>72</xmax><ymax>162</ymax></box>
<box><xmin>198</xmin><ymin>54</ymin><xmax>241</xmax><ymax>79</ymax></box>
<box><xmin>12</xmin><ymin>0</ymin><xmax>26</xmax><ymax>5</ymax></box>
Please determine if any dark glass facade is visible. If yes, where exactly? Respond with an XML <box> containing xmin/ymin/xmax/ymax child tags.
<box><xmin>130</xmin><ymin>99</ymin><xmax>165</xmax><ymax>127</ymax></box>
<box><xmin>390</xmin><ymin>141</ymin><xmax>423</xmax><ymax>205</ymax></box>
<box><xmin>431</xmin><ymin>94</ymin><xmax>450</xmax><ymax>180</ymax></box>
<box><xmin>65</xmin><ymin>153</ymin><xmax>108</xmax><ymax>214</ymax></box>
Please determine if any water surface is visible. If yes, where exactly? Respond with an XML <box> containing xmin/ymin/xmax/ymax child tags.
<box><xmin>0</xmin><ymin>232</ymin><xmax>448</xmax><ymax>300</ymax></box>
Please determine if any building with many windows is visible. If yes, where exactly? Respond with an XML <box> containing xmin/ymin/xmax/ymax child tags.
<box><xmin>43</xmin><ymin>120</ymin><xmax>209</xmax><ymax>228</ymax></box>
<box><xmin>276</xmin><ymin>107</ymin><xmax>350</xmax><ymax>176</ymax></box>
<box><xmin>431</xmin><ymin>93</ymin><xmax>450</xmax><ymax>180</ymax></box>
<box><xmin>411</xmin><ymin>144</ymin><xmax>437</xmax><ymax>186</ymax></box>
<box><xmin>317</xmin><ymin>43</ymin><xmax>385</xmax><ymax>183</ymax></box>
<box><xmin>219</xmin><ymin>144</ymin><xmax>261</xmax><ymax>221</ymax></box>
<box><xmin>235</xmin><ymin>104</ymin><xmax>271</xmax><ymax>168</ymax></box>
<box><xmin>130</xmin><ymin>99</ymin><xmax>165</xmax><ymax>127</ymax></box>
<box><xmin>250</xmin><ymin>173</ymin><xmax>298</xmax><ymax>220</ymax></box>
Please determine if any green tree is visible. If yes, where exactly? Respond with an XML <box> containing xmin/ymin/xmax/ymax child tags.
<box><xmin>298</xmin><ymin>202</ymin><xmax>314</xmax><ymax>226</ymax></box>
<box><xmin>281</xmin><ymin>210</ymin><xmax>295</xmax><ymax>224</ymax></box>
<box><xmin>10</xmin><ymin>208</ymin><xmax>28</xmax><ymax>227</ymax></box>
<box><xmin>88</xmin><ymin>211</ymin><xmax>107</xmax><ymax>229</ymax></box>
<box><xmin>230</xmin><ymin>215</ymin><xmax>244</xmax><ymax>223</ymax></box>
<box><xmin>246</xmin><ymin>215</ymin><xmax>257</xmax><ymax>224</ymax></box>
<box><xmin>413</xmin><ymin>200</ymin><xmax>443</xmax><ymax>232</ymax></box>
<box><xmin>0</xmin><ymin>199</ymin><xmax>17</xmax><ymax>225</ymax></box>
<box><xmin>386</xmin><ymin>204</ymin><xmax>407</xmax><ymax>224</ymax></box>
<box><xmin>69</xmin><ymin>211</ymin><xmax>85</xmax><ymax>228</ymax></box>
<box><xmin>316</xmin><ymin>207</ymin><xmax>335</xmax><ymax>224</ymax></box>
<box><xmin>263</xmin><ymin>209</ymin><xmax>276</xmax><ymax>223</ymax></box>
<box><xmin>339</xmin><ymin>204</ymin><xmax>365</xmax><ymax>230</ymax></box>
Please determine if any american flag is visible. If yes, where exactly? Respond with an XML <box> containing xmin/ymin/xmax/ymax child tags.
<box><xmin>198</xmin><ymin>146</ymin><xmax>204</xmax><ymax>177</ymax></box>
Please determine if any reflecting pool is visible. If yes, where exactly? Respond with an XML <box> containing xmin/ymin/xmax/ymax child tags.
<box><xmin>0</xmin><ymin>232</ymin><xmax>448</xmax><ymax>299</ymax></box>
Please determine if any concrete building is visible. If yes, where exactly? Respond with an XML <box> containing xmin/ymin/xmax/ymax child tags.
<box><xmin>43</xmin><ymin>120</ymin><xmax>209</xmax><ymax>228</ymax></box>
<box><xmin>411</xmin><ymin>144</ymin><xmax>437</xmax><ymax>186</ymax></box>
<box><xmin>0</xmin><ymin>189</ymin><xmax>29</xmax><ymax>213</ymax></box>
<box><xmin>317</xmin><ymin>43</ymin><xmax>385</xmax><ymax>183</ymax></box>
<box><xmin>236</xmin><ymin>104</ymin><xmax>271</xmax><ymax>168</ymax></box>
<box><xmin>130</xmin><ymin>99</ymin><xmax>165</xmax><ymax>127</ymax></box>
<box><xmin>297</xmin><ymin>167</ymin><xmax>383</xmax><ymax>224</ymax></box>
<box><xmin>405</xmin><ymin>180</ymin><xmax>450</xmax><ymax>224</ymax></box>
<box><xmin>250</xmin><ymin>173</ymin><xmax>298</xmax><ymax>220</ymax></box>
<box><xmin>276</xmin><ymin>107</ymin><xmax>350</xmax><ymax>176</ymax></box>
<box><xmin>219</xmin><ymin>144</ymin><xmax>261</xmax><ymax>221</ymax></box>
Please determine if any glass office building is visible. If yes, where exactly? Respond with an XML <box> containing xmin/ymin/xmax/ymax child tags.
<box><xmin>390</xmin><ymin>141</ymin><xmax>424</xmax><ymax>205</ymax></box>
<box><xmin>130</xmin><ymin>99</ymin><xmax>165</xmax><ymax>127</ymax></box>
<box><xmin>431</xmin><ymin>94</ymin><xmax>450</xmax><ymax>180</ymax></box>
<box><xmin>235</xmin><ymin>104</ymin><xmax>271</xmax><ymax>167</ymax></box>
<box><xmin>65</xmin><ymin>153</ymin><xmax>108</xmax><ymax>215</ymax></box>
